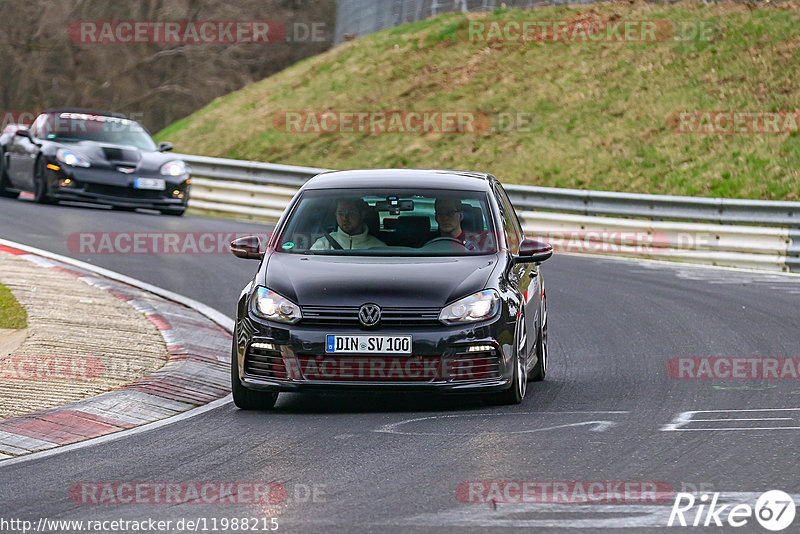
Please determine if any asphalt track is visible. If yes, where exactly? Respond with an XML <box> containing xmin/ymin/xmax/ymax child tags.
<box><xmin>1</xmin><ymin>197</ymin><xmax>799</xmax><ymax>533</ymax></box>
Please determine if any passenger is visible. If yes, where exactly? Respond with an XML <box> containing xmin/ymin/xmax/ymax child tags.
<box><xmin>429</xmin><ymin>197</ymin><xmax>478</xmax><ymax>251</ymax></box>
<box><xmin>311</xmin><ymin>198</ymin><xmax>386</xmax><ymax>250</ymax></box>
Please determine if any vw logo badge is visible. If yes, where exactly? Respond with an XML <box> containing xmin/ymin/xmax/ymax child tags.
<box><xmin>358</xmin><ymin>304</ymin><xmax>381</xmax><ymax>327</ymax></box>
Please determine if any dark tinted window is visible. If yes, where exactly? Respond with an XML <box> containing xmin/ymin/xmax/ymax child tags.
<box><xmin>277</xmin><ymin>188</ymin><xmax>498</xmax><ymax>256</ymax></box>
<box><xmin>44</xmin><ymin>112</ymin><xmax>158</xmax><ymax>151</ymax></box>
<box><xmin>493</xmin><ymin>184</ymin><xmax>522</xmax><ymax>253</ymax></box>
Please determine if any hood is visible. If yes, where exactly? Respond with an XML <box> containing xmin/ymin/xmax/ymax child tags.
<box><xmin>262</xmin><ymin>253</ymin><xmax>498</xmax><ymax>308</ymax></box>
<box><xmin>52</xmin><ymin>140</ymin><xmax>175</xmax><ymax>173</ymax></box>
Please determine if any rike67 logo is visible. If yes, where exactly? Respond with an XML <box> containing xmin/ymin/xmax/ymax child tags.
<box><xmin>669</xmin><ymin>490</ymin><xmax>796</xmax><ymax>531</ymax></box>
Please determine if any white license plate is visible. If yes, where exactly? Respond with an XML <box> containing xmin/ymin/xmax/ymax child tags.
<box><xmin>325</xmin><ymin>335</ymin><xmax>411</xmax><ymax>354</ymax></box>
<box><xmin>134</xmin><ymin>178</ymin><xmax>166</xmax><ymax>190</ymax></box>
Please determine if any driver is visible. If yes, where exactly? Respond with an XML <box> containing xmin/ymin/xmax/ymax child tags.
<box><xmin>430</xmin><ymin>197</ymin><xmax>478</xmax><ymax>251</ymax></box>
<box><xmin>311</xmin><ymin>198</ymin><xmax>386</xmax><ymax>250</ymax></box>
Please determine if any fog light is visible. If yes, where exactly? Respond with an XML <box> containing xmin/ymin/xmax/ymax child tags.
<box><xmin>59</xmin><ymin>178</ymin><xmax>73</xmax><ymax>188</ymax></box>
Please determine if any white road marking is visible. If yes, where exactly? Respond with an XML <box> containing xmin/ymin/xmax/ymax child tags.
<box><xmin>662</xmin><ymin>408</ymin><xmax>800</xmax><ymax>431</ymax></box>
<box><xmin>0</xmin><ymin>395</ymin><xmax>232</xmax><ymax>468</ymax></box>
<box><xmin>0</xmin><ymin>238</ymin><xmax>235</xmax><ymax>467</ymax></box>
<box><xmin>0</xmin><ymin>238</ymin><xmax>234</xmax><ymax>331</ymax></box>
<box><xmin>574</xmin><ymin>252</ymin><xmax>800</xmax><ymax>280</ymax></box>
<box><xmin>374</xmin><ymin>411</ymin><xmax>627</xmax><ymax>436</ymax></box>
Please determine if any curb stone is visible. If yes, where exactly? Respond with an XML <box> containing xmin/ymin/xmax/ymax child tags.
<box><xmin>0</xmin><ymin>244</ymin><xmax>232</xmax><ymax>457</ymax></box>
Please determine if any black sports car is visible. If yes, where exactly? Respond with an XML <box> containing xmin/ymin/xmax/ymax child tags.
<box><xmin>0</xmin><ymin>108</ymin><xmax>190</xmax><ymax>215</ymax></box>
<box><xmin>229</xmin><ymin>169</ymin><xmax>553</xmax><ymax>409</ymax></box>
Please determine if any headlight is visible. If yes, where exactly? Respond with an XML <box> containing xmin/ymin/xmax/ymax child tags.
<box><xmin>160</xmin><ymin>160</ymin><xmax>188</xmax><ymax>176</ymax></box>
<box><xmin>439</xmin><ymin>289</ymin><xmax>500</xmax><ymax>325</ymax></box>
<box><xmin>56</xmin><ymin>148</ymin><xmax>90</xmax><ymax>168</ymax></box>
<box><xmin>252</xmin><ymin>287</ymin><xmax>302</xmax><ymax>324</ymax></box>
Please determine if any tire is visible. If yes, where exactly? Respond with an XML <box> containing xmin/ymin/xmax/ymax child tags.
<box><xmin>32</xmin><ymin>158</ymin><xmax>55</xmax><ymax>204</ymax></box>
<box><xmin>529</xmin><ymin>291</ymin><xmax>548</xmax><ymax>381</ymax></box>
<box><xmin>489</xmin><ymin>310</ymin><xmax>527</xmax><ymax>405</ymax></box>
<box><xmin>0</xmin><ymin>152</ymin><xmax>18</xmax><ymax>198</ymax></box>
<box><xmin>231</xmin><ymin>341</ymin><xmax>278</xmax><ymax>410</ymax></box>
<box><xmin>160</xmin><ymin>208</ymin><xmax>185</xmax><ymax>216</ymax></box>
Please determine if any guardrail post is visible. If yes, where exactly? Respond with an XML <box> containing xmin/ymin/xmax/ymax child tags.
<box><xmin>787</xmin><ymin>228</ymin><xmax>800</xmax><ymax>273</ymax></box>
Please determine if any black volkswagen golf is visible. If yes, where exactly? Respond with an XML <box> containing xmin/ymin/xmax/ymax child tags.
<box><xmin>230</xmin><ymin>169</ymin><xmax>553</xmax><ymax>409</ymax></box>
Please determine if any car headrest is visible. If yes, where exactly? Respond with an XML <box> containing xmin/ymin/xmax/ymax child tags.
<box><xmin>364</xmin><ymin>205</ymin><xmax>380</xmax><ymax>236</ymax></box>
<box><xmin>395</xmin><ymin>216</ymin><xmax>430</xmax><ymax>235</ymax></box>
<box><xmin>460</xmin><ymin>204</ymin><xmax>483</xmax><ymax>232</ymax></box>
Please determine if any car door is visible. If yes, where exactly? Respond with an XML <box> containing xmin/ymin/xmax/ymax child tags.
<box><xmin>7</xmin><ymin>114</ymin><xmax>45</xmax><ymax>189</ymax></box>
<box><xmin>494</xmin><ymin>182</ymin><xmax>539</xmax><ymax>360</ymax></box>
<box><xmin>4</xmin><ymin>129</ymin><xmax>26</xmax><ymax>186</ymax></box>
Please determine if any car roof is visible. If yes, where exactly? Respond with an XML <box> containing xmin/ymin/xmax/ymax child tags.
<box><xmin>42</xmin><ymin>108</ymin><xmax>129</xmax><ymax>120</ymax></box>
<box><xmin>302</xmin><ymin>169</ymin><xmax>495</xmax><ymax>192</ymax></box>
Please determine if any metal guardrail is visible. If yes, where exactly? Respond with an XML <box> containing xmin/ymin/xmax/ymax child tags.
<box><xmin>177</xmin><ymin>153</ymin><xmax>800</xmax><ymax>273</ymax></box>
<box><xmin>504</xmin><ymin>186</ymin><xmax>800</xmax><ymax>227</ymax></box>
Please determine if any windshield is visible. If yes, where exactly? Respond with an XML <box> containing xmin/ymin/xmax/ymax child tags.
<box><xmin>43</xmin><ymin>112</ymin><xmax>158</xmax><ymax>151</ymax></box>
<box><xmin>277</xmin><ymin>188</ymin><xmax>498</xmax><ymax>256</ymax></box>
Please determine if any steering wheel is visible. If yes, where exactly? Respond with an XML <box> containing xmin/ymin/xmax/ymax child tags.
<box><xmin>424</xmin><ymin>237</ymin><xmax>467</xmax><ymax>249</ymax></box>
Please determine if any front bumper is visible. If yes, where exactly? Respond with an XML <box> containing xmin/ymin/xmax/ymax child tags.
<box><xmin>45</xmin><ymin>165</ymin><xmax>189</xmax><ymax>209</ymax></box>
<box><xmin>235</xmin><ymin>313</ymin><xmax>517</xmax><ymax>394</ymax></box>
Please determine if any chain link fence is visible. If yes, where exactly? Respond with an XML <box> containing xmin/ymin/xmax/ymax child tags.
<box><xmin>334</xmin><ymin>0</ymin><xmax>686</xmax><ymax>43</ymax></box>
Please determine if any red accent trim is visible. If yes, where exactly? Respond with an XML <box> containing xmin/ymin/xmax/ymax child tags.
<box><xmin>0</xmin><ymin>245</ymin><xmax>27</xmax><ymax>256</ymax></box>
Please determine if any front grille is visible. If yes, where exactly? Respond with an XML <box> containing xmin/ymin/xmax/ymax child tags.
<box><xmin>300</xmin><ymin>306</ymin><xmax>441</xmax><ymax>327</ymax></box>
<box><xmin>86</xmin><ymin>183</ymin><xmax>165</xmax><ymax>199</ymax></box>
<box><xmin>445</xmin><ymin>346</ymin><xmax>502</xmax><ymax>381</ymax></box>
<box><xmin>244</xmin><ymin>345</ymin><xmax>288</xmax><ymax>379</ymax></box>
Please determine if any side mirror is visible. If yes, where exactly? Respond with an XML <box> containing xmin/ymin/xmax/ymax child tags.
<box><xmin>15</xmin><ymin>129</ymin><xmax>34</xmax><ymax>141</ymax></box>
<box><xmin>514</xmin><ymin>237</ymin><xmax>553</xmax><ymax>264</ymax></box>
<box><xmin>158</xmin><ymin>141</ymin><xmax>174</xmax><ymax>152</ymax></box>
<box><xmin>230</xmin><ymin>236</ymin><xmax>264</xmax><ymax>260</ymax></box>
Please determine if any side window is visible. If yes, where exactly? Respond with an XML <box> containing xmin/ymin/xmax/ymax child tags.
<box><xmin>493</xmin><ymin>185</ymin><xmax>521</xmax><ymax>253</ymax></box>
<box><xmin>29</xmin><ymin>114</ymin><xmax>49</xmax><ymax>138</ymax></box>
<box><xmin>496</xmin><ymin>184</ymin><xmax>523</xmax><ymax>240</ymax></box>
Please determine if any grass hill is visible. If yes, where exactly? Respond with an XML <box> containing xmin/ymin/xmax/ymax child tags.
<box><xmin>157</xmin><ymin>1</ymin><xmax>800</xmax><ymax>200</ymax></box>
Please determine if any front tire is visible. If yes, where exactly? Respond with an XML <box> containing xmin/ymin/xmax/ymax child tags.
<box><xmin>529</xmin><ymin>292</ymin><xmax>548</xmax><ymax>382</ymax></box>
<box><xmin>231</xmin><ymin>341</ymin><xmax>278</xmax><ymax>410</ymax></box>
<box><xmin>32</xmin><ymin>158</ymin><xmax>55</xmax><ymax>204</ymax></box>
<box><xmin>0</xmin><ymin>152</ymin><xmax>18</xmax><ymax>198</ymax></box>
<box><xmin>490</xmin><ymin>310</ymin><xmax>527</xmax><ymax>405</ymax></box>
<box><xmin>160</xmin><ymin>208</ymin><xmax>185</xmax><ymax>216</ymax></box>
